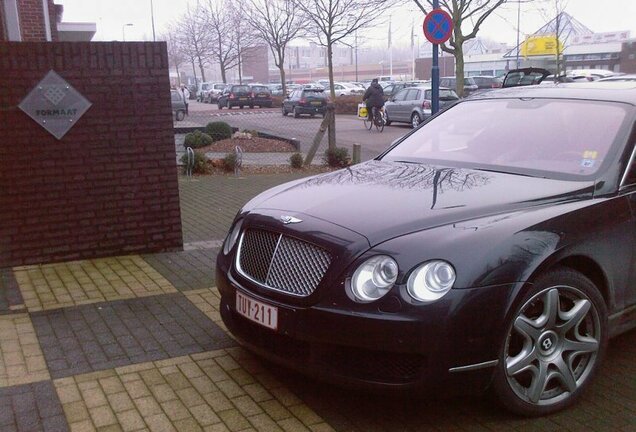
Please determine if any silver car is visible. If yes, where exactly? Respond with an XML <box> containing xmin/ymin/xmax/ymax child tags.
<box><xmin>384</xmin><ymin>86</ymin><xmax>459</xmax><ymax>128</ymax></box>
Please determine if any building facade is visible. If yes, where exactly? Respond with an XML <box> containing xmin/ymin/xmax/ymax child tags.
<box><xmin>0</xmin><ymin>0</ymin><xmax>95</xmax><ymax>42</ymax></box>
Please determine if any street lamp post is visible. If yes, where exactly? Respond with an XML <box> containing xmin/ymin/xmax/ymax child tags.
<box><xmin>122</xmin><ymin>23</ymin><xmax>133</xmax><ymax>41</ymax></box>
<box><xmin>150</xmin><ymin>0</ymin><xmax>156</xmax><ymax>42</ymax></box>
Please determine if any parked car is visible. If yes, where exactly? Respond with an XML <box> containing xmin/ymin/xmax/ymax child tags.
<box><xmin>502</xmin><ymin>68</ymin><xmax>551</xmax><ymax>88</ymax></box>
<box><xmin>196</xmin><ymin>82</ymin><xmax>213</xmax><ymax>102</ymax></box>
<box><xmin>598</xmin><ymin>74</ymin><xmax>636</xmax><ymax>82</ymax></box>
<box><xmin>281</xmin><ymin>88</ymin><xmax>328</xmax><ymax>117</ymax></box>
<box><xmin>249</xmin><ymin>84</ymin><xmax>273</xmax><ymax>108</ymax></box>
<box><xmin>384</xmin><ymin>85</ymin><xmax>459</xmax><ymax>128</ymax></box>
<box><xmin>440</xmin><ymin>76</ymin><xmax>479</xmax><ymax>96</ymax></box>
<box><xmin>332</xmin><ymin>82</ymin><xmax>364</xmax><ymax>96</ymax></box>
<box><xmin>382</xmin><ymin>82</ymin><xmax>417</xmax><ymax>101</ymax></box>
<box><xmin>217</xmin><ymin>85</ymin><xmax>252</xmax><ymax>109</ymax></box>
<box><xmin>567</xmin><ymin>69</ymin><xmax>618</xmax><ymax>81</ymax></box>
<box><xmin>203</xmin><ymin>83</ymin><xmax>226</xmax><ymax>103</ymax></box>
<box><xmin>472</xmin><ymin>75</ymin><xmax>503</xmax><ymax>89</ymax></box>
<box><xmin>216</xmin><ymin>82</ymin><xmax>636</xmax><ymax>417</ymax></box>
<box><xmin>170</xmin><ymin>89</ymin><xmax>186</xmax><ymax>121</ymax></box>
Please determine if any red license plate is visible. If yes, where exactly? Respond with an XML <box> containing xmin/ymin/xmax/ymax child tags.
<box><xmin>236</xmin><ymin>291</ymin><xmax>278</xmax><ymax>330</ymax></box>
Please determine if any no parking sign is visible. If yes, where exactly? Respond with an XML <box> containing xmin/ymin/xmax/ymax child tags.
<box><xmin>423</xmin><ymin>9</ymin><xmax>453</xmax><ymax>44</ymax></box>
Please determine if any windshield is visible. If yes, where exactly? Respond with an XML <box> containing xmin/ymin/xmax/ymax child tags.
<box><xmin>382</xmin><ymin>98</ymin><xmax>630</xmax><ymax>180</ymax></box>
<box><xmin>201</xmin><ymin>84</ymin><xmax>211</xmax><ymax>90</ymax></box>
<box><xmin>252</xmin><ymin>86</ymin><xmax>269</xmax><ymax>92</ymax></box>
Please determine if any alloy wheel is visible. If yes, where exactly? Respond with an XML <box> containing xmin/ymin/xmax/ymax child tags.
<box><xmin>504</xmin><ymin>285</ymin><xmax>601</xmax><ymax>407</ymax></box>
<box><xmin>411</xmin><ymin>113</ymin><xmax>421</xmax><ymax>128</ymax></box>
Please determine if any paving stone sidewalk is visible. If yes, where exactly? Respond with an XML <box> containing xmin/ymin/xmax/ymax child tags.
<box><xmin>1</xmin><ymin>171</ymin><xmax>635</xmax><ymax>432</ymax></box>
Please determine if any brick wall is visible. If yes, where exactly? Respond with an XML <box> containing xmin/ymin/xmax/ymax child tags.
<box><xmin>0</xmin><ymin>0</ymin><xmax>6</xmax><ymax>40</ymax></box>
<box><xmin>0</xmin><ymin>42</ymin><xmax>183</xmax><ymax>267</ymax></box>
<box><xmin>17</xmin><ymin>0</ymin><xmax>47</xmax><ymax>41</ymax></box>
<box><xmin>0</xmin><ymin>0</ymin><xmax>58</xmax><ymax>41</ymax></box>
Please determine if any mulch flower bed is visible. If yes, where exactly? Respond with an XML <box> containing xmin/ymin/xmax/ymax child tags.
<box><xmin>196</xmin><ymin>137</ymin><xmax>296</xmax><ymax>153</ymax></box>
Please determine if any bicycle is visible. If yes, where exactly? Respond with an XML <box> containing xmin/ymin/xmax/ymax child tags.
<box><xmin>363</xmin><ymin>106</ymin><xmax>386</xmax><ymax>132</ymax></box>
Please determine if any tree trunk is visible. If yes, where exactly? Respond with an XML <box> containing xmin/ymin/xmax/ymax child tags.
<box><xmin>278</xmin><ymin>48</ymin><xmax>286</xmax><ymax>96</ymax></box>
<box><xmin>175</xmin><ymin>64</ymin><xmax>181</xmax><ymax>86</ymax></box>
<box><xmin>238</xmin><ymin>55</ymin><xmax>243</xmax><ymax>84</ymax></box>
<box><xmin>279</xmin><ymin>65</ymin><xmax>287</xmax><ymax>96</ymax></box>
<box><xmin>327</xmin><ymin>42</ymin><xmax>335</xmax><ymax>100</ymax></box>
<box><xmin>197</xmin><ymin>56</ymin><xmax>206</xmax><ymax>82</ymax></box>
<box><xmin>454</xmin><ymin>43</ymin><xmax>465</xmax><ymax>98</ymax></box>
<box><xmin>220</xmin><ymin>62</ymin><xmax>227</xmax><ymax>83</ymax></box>
<box><xmin>191</xmin><ymin>58</ymin><xmax>198</xmax><ymax>86</ymax></box>
<box><xmin>326</xmin><ymin>41</ymin><xmax>336</xmax><ymax>151</ymax></box>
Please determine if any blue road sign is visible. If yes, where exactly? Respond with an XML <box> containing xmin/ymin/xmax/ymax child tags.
<box><xmin>423</xmin><ymin>9</ymin><xmax>453</xmax><ymax>45</ymax></box>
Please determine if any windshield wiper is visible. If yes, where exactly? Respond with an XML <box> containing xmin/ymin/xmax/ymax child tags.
<box><xmin>470</xmin><ymin>167</ymin><xmax>545</xmax><ymax>178</ymax></box>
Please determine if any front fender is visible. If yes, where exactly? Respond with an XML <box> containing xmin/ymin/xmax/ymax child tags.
<box><xmin>374</xmin><ymin>197</ymin><xmax>632</xmax><ymax>301</ymax></box>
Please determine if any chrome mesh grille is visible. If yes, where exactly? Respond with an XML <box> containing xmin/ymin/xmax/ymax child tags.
<box><xmin>237</xmin><ymin>229</ymin><xmax>332</xmax><ymax>297</ymax></box>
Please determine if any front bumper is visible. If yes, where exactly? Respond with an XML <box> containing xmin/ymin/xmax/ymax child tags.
<box><xmin>216</xmin><ymin>255</ymin><xmax>519</xmax><ymax>391</ymax></box>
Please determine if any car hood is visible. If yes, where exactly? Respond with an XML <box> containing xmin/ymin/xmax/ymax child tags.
<box><xmin>249</xmin><ymin>160</ymin><xmax>595</xmax><ymax>245</ymax></box>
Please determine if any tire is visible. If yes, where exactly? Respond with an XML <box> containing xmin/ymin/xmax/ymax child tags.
<box><xmin>281</xmin><ymin>105</ymin><xmax>288</xmax><ymax>116</ymax></box>
<box><xmin>293</xmin><ymin>107</ymin><xmax>300</xmax><ymax>118</ymax></box>
<box><xmin>218</xmin><ymin>103</ymin><xmax>222</xmax><ymax>110</ymax></box>
<box><xmin>375</xmin><ymin>112</ymin><xmax>385</xmax><ymax>132</ymax></box>
<box><xmin>239</xmin><ymin>105</ymin><xmax>244</xmax><ymax>109</ymax></box>
<box><xmin>492</xmin><ymin>268</ymin><xmax>607</xmax><ymax>417</ymax></box>
<box><xmin>411</xmin><ymin>112</ymin><xmax>421</xmax><ymax>128</ymax></box>
<box><xmin>175</xmin><ymin>111</ymin><xmax>185</xmax><ymax>121</ymax></box>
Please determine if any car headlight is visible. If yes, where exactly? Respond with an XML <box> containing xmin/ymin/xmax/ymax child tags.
<box><xmin>222</xmin><ymin>220</ymin><xmax>243</xmax><ymax>255</ymax></box>
<box><xmin>350</xmin><ymin>255</ymin><xmax>398</xmax><ymax>303</ymax></box>
<box><xmin>407</xmin><ymin>260</ymin><xmax>456</xmax><ymax>302</ymax></box>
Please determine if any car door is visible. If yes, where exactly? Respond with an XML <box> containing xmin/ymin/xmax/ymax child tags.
<box><xmin>403</xmin><ymin>89</ymin><xmax>421</xmax><ymax>119</ymax></box>
<box><xmin>388</xmin><ymin>88</ymin><xmax>410</xmax><ymax>121</ymax></box>
<box><xmin>288</xmin><ymin>90</ymin><xmax>299</xmax><ymax>110</ymax></box>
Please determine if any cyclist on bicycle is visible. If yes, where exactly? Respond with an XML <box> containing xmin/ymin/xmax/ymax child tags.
<box><xmin>362</xmin><ymin>78</ymin><xmax>384</xmax><ymax>122</ymax></box>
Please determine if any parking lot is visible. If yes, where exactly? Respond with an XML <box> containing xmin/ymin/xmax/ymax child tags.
<box><xmin>1</xmin><ymin>173</ymin><xmax>635</xmax><ymax>432</ymax></box>
<box><xmin>178</xmin><ymin>101</ymin><xmax>411</xmax><ymax>162</ymax></box>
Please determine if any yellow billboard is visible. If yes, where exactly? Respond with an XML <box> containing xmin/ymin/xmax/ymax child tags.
<box><xmin>520</xmin><ymin>36</ymin><xmax>563</xmax><ymax>57</ymax></box>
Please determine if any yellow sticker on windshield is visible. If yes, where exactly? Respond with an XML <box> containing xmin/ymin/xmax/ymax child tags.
<box><xmin>583</xmin><ymin>151</ymin><xmax>598</xmax><ymax>159</ymax></box>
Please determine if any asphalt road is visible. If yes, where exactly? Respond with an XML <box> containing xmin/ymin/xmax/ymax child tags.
<box><xmin>181</xmin><ymin>100</ymin><xmax>412</xmax><ymax>162</ymax></box>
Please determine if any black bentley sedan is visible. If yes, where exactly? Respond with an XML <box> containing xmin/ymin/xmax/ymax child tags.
<box><xmin>216</xmin><ymin>83</ymin><xmax>636</xmax><ymax>416</ymax></box>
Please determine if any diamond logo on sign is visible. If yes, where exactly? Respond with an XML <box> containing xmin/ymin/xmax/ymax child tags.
<box><xmin>18</xmin><ymin>70</ymin><xmax>92</xmax><ymax>140</ymax></box>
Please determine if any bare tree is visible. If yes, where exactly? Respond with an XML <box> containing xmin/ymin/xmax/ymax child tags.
<box><xmin>293</xmin><ymin>0</ymin><xmax>393</xmax><ymax>99</ymax></box>
<box><xmin>229</xmin><ymin>0</ymin><xmax>262</xmax><ymax>84</ymax></box>
<box><xmin>245</xmin><ymin>0</ymin><xmax>306</xmax><ymax>94</ymax></box>
<box><xmin>204</xmin><ymin>0</ymin><xmax>239</xmax><ymax>83</ymax></box>
<box><xmin>537</xmin><ymin>0</ymin><xmax>570</xmax><ymax>77</ymax></box>
<box><xmin>412</xmin><ymin>0</ymin><xmax>508</xmax><ymax>97</ymax></box>
<box><xmin>177</xmin><ymin>4</ymin><xmax>212</xmax><ymax>82</ymax></box>
<box><xmin>162</xmin><ymin>27</ymin><xmax>185</xmax><ymax>86</ymax></box>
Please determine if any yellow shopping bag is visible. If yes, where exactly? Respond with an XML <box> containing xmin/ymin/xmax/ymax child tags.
<box><xmin>357</xmin><ymin>103</ymin><xmax>367</xmax><ymax>119</ymax></box>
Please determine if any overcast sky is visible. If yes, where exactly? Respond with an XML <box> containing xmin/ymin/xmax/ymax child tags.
<box><xmin>57</xmin><ymin>0</ymin><xmax>636</xmax><ymax>49</ymax></box>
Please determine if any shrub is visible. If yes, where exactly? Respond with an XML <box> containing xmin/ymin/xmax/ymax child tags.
<box><xmin>205</xmin><ymin>121</ymin><xmax>233</xmax><ymax>142</ymax></box>
<box><xmin>179</xmin><ymin>151</ymin><xmax>209</xmax><ymax>174</ymax></box>
<box><xmin>333</xmin><ymin>95</ymin><xmax>363</xmax><ymax>115</ymax></box>
<box><xmin>323</xmin><ymin>147</ymin><xmax>350</xmax><ymax>168</ymax></box>
<box><xmin>184</xmin><ymin>130</ymin><xmax>213</xmax><ymax>149</ymax></box>
<box><xmin>222</xmin><ymin>152</ymin><xmax>238</xmax><ymax>172</ymax></box>
<box><xmin>290</xmin><ymin>153</ymin><xmax>304</xmax><ymax>169</ymax></box>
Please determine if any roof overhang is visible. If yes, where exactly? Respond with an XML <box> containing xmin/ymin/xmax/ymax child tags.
<box><xmin>57</xmin><ymin>22</ymin><xmax>96</xmax><ymax>41</ymax></box>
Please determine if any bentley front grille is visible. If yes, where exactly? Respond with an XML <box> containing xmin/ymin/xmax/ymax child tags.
<box><xmin>236</xmin><ymin>229</ymin><xmax>332</xmax><ymax>297</ymax></box>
